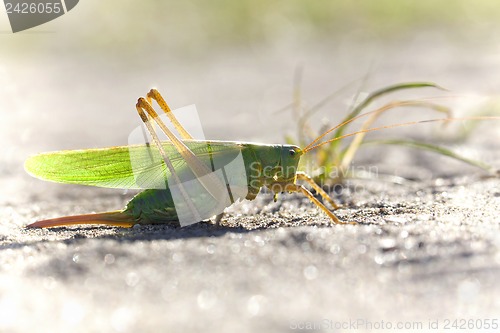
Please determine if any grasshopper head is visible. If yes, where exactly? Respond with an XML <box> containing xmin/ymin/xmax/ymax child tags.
<box><xmin>278</xmin><ymin>145</ymin><xmax>303</xmax><ymax>182</ymax></box>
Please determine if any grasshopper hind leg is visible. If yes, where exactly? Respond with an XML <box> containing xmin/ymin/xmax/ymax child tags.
<box><xmin>135</xmin><ymin>91</ymin><xmax>228</xmax><ymax>226</ymax></box>
<box><xmin>146</xmin><ymin>89</ymin><xmax>194</xmax><ymax>140</ymax></box>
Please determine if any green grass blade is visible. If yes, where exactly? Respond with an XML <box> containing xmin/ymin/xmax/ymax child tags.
<box><xmin>338</xmin><ymin>100</ymin><xmax>452</xmax><ymax>171</ymax></box>
<box><xmin>360</xmin><ymin>139</ymin><xmax>495</xmax><ymax>173</ymax></box>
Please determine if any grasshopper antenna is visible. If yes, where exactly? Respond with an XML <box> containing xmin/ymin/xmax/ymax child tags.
<box><xmin>304</xmin><ymin>98</ymin><xmax>450</xmax><ymax>152</ymax></box>
<box><xmin>304</xmin><ymin>116</ymin><xmax>500</xmax><ymax>153</ymax></box>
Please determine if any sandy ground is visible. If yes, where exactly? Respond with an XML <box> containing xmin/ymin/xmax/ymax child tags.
<box><xmin>2</xmin><ymin>35</ymin><xmax>500</xmax><ymax>332</ymax></box>
<box><xmin>2</xmin><ymin>148</ymin><xmax>500</xmax><ymax>333</ymax></box>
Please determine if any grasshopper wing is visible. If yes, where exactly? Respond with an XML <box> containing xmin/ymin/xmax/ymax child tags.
<box><xmin>24</xmin><ymin>140</ymin><xmax>247</xmax><ymax>190</ymax></box>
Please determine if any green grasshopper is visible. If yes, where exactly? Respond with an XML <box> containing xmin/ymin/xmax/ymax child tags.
<box><xmin>25</xmin><ymin>89</ymin><xmax>498</xmax><ymax>228</ymax></box>
<box><xmin>25</xmin><ymin>89</ymin><xmax>348</xmax><ymax>228</ymax></box>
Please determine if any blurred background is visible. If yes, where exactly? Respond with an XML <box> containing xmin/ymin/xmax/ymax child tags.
<box><xmin>2</xmin><ymin>0</ymin><xmax>500</xmax><ymax>197</ymax></box>
<box><xmin>3</xmin><ymin>0</ymin><xmax>500</xmax><ymax>200</ymax></box>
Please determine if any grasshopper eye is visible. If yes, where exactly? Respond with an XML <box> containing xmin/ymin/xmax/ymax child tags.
<box><xmin>289</xmin><ymin>149</ymin><xmax>296</xmax><ymax>157</ymax></box>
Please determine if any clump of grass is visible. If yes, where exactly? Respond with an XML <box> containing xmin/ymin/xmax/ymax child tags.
<box><xmin>283</xmin><ymin>74</ymin><xmax>496</xmax><ymax>186</ymax></box>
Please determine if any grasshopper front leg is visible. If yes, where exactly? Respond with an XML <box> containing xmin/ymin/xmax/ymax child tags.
<box><xmin>296</xmin><ymin>171</ymin><xmax>341</xmax><ymax>210</ymax></box>
<box><xmin>274</xmin><ymin>175</ymin><xmax>354</xmax><ymax>225</ymax></box>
